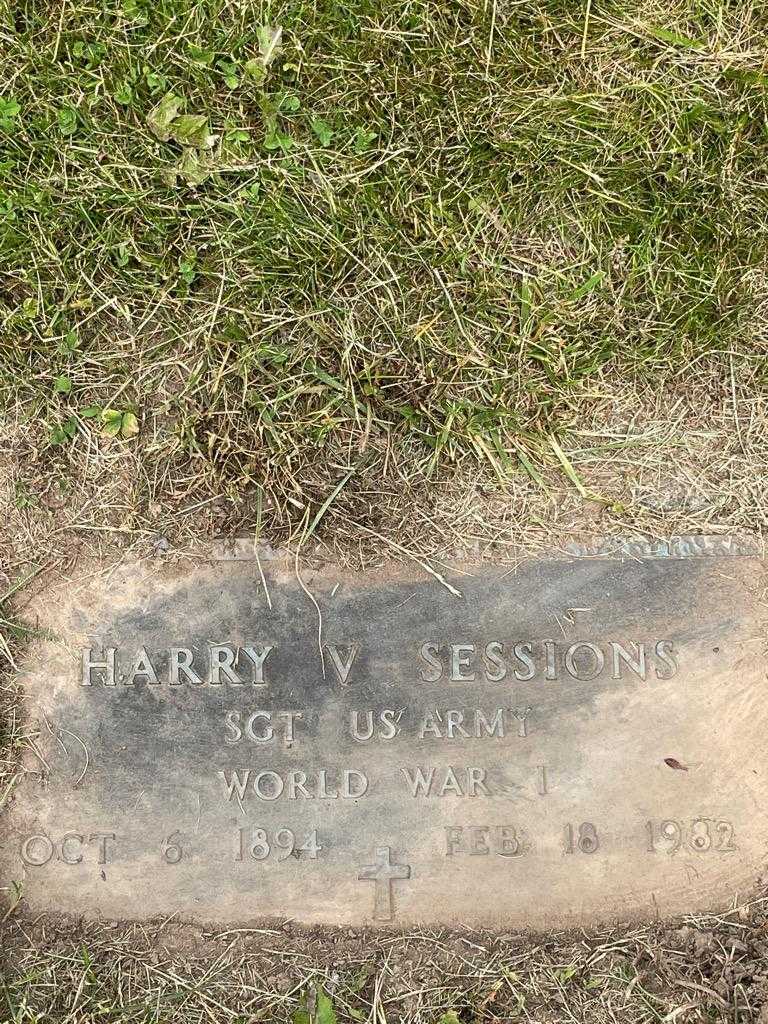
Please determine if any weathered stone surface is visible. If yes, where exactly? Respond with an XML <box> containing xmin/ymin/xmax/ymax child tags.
<box><xmin>2</xmin><ymin>553</ymin><xmax>767</xmax><ymax>928</ymax></box>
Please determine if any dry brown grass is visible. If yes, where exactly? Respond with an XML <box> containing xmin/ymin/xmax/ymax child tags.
<box><xmin>2</xmin><ymin>354</ymin><xmax>766</xmax><ymax>585</ymax></box>
<box><xmin>3</xmin><ymin>898</ymin><xmax>768</xmax><ymax>1022</ymax></box>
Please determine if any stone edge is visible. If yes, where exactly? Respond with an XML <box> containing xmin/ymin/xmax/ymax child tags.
<box><xmin>210</xmin><ymin>533</ymin><xmax>765</xmax><ymax>562</ymax></box>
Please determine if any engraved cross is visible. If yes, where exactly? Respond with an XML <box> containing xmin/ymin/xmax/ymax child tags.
<box><xmin>358</xmin><ymin>847</ymin><xmax>411</xmax><ymax>921</ymax></box>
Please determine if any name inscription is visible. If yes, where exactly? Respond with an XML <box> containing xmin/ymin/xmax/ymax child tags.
<box><xmin>80</xmin><ymin>639</ymin><xmax>679</xmax><ymax>687</ymax></box>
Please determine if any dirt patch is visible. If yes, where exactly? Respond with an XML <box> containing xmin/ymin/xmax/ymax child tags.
<box><xmin>3</xmin><ymin>901</ymin><xmax>768</xmax><ymax>1022</ymax></box>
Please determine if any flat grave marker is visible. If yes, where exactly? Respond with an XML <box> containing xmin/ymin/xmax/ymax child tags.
<box><xmin>2</xmin><ymin>548</ymin><xmax>766</xmax><ymax>927</ymax></box>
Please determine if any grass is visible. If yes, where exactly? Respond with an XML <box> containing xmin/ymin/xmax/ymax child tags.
<box><xmin>0</xmin><ymin>0</ymin><xmax>766</xmax><ymax>542</ymax></box>
<box><xmin>0</xmin><ymin>573</ymin><xmax>29</xmax><ymax>824</ymax></box>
